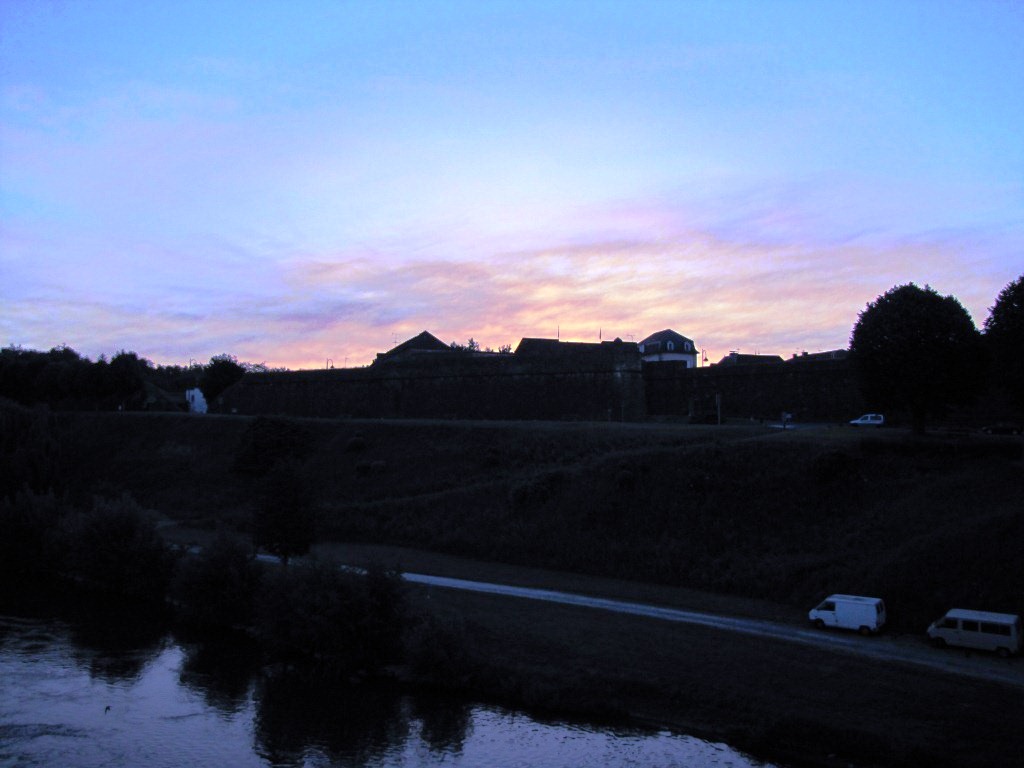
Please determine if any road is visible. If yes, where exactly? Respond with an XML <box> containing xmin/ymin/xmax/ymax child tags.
<box><xmin>400</xmin><ymin>571</ymin><xmax>1024</xmax><ymax>689</ymax></box>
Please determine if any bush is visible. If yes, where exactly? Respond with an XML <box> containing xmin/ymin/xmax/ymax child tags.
<box><xmin>171</xmin><ymin>533</ymin><xmax>261</xmax><ymax>630</ymax></box>
<box><xmin>404</xmin><ymin>613</ymin><xmax>481</xmax><ymax>685</ymax></box>
<box><xmin>255</xmin><ymin>560</ymin><xmax>407</xmax><ymax>674</ymax></box>
<box><xmin>56</xmin><ymin>494</ymin><xmax>175</xmax><ymax>602</ymax></box>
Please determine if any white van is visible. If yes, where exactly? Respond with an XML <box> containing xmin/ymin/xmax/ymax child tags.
<box><xmin>927</xmin><ymin>609</ymin><xmax>1022</xmax><ymax>657</ymax></box>
<box><xmin>849</xmin><ymin>413</ymin><xmax>884</xmax><ymax>427</ymax></box>
<box><xmin>808</xmin><ymin>594</ymin><xmax>887</xmax><ymax>635</ymax></box>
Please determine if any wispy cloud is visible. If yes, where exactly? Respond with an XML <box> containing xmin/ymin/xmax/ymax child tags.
<box><xmin>3</xmin><ymin>180</ymin><xmax>1018</xmax><ymax>369</ymax></box>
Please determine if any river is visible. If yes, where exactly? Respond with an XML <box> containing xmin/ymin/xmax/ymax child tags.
<box><xmin>0</xmin><ymin>610</ymin><xmax>780</xmax><ymax>767</ymax></box>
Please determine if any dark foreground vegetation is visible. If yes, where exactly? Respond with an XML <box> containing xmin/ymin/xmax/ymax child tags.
<box><xmin>7</xmin><ymin>399</ymin><xmax>1020</xmax><ymax>631</ymax></box>
<box><xmin>0</xmin><ymin>487</ymin><xmax>411</xmax><ymax>679</ymax></box>
<box><xmin>3</xmin><ymin>396</ymin><xmax>1024</xmax><ymax>767</ymax></box>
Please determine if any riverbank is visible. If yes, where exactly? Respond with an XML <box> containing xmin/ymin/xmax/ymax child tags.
<box><xmin>162</xmin><ymin>525</ymin><xmax>1024</xmax><ymax>768</ymax></box>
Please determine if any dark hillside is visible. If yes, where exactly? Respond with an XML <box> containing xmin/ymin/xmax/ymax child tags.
<box><xmin>24</xmin><ymin>409</ymin><xmax>1024</xmax><ymax>632</ymax></box>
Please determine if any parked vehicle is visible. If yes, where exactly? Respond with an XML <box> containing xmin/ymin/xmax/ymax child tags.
<box><xmin>849</xmin><ymin>413</ymin><xmax>884</xmax><ymax>427</ymax></box>
<box><xmin>927</xmin><ymin>609</ymin><xmax>1022</xmax><ymax>657</ymax></box>
<box><xmin>808</xmin><ymin>594</ymin><xmax>887</xmax><ymax>635</ymax></box>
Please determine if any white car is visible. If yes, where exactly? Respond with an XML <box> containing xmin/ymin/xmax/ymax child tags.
<box><xmin>849</xmin><ymin>413</ymin><xmax>884</xmax><ymax>427</ymax></box>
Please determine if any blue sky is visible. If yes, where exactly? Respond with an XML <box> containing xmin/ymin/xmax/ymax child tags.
<box><xmin>2</xmin><ymin>0</ymin><xmax>1022</xmax><ymax>367</ymax></box>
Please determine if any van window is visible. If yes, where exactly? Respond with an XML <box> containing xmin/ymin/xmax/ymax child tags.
<box><xmin>821</xmin><ymin>601</ymin><xmax>835</xmax><ymax>611</ymax></box>
<box><xmin>981</xmin><ymin>623</ymin><xmax>1011</xmax><ymax>636</ymax></box>
<box><xmin>939</xmin><ymin>617</ymin><xmax>958</xmax><ymax>629</ymax></box>
<box><xmin>962</xmin><ymin>620</ymin><xmax>979</xmax><ymax>632</ymax></box>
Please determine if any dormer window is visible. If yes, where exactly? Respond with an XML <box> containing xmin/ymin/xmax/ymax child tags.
<box><xmin>666</xmin><ymin>341</ymin><xmax>675</xmax><ymax>351</ymax></box>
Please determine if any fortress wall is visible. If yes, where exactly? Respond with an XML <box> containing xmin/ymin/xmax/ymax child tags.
<box><xmin>219</xmin><ymin>349</ymin><xmax>646</xmax><ymax>422</ymax></box>
<box><xmin>644</xmin><ymin>358</ymin><xmax>865</xmax><ymax>421</ymax></box>
<box><xmin>219</xmin><ymin>349</ymin><xmax>861</xmax><ymax>423</ymax></box>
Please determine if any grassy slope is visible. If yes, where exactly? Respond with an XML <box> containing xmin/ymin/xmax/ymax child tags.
<box><xmin>55</xmin><ymin>412</ymin><xmax>1024</xmax><ymax>633</ymax></box>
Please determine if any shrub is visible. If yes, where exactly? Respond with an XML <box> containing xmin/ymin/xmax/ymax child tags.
<box><xmin>255</xmin><ymin>560</ymin><xmax>407</xmax><ymax>674</ymax></box>
<box><xmin>404</xmin><ymin>613</ymin><xmax>481</xmax><ymax>686</ymax></box>
<box><xmin>56</xmin><ymin>494</ymin><xmax>175</xmax><ymax>602</ymax></box>
<box><xmin>171</xmin><ymin>533</ymin><xmax>261</xmax><ymax>630</ymax></box>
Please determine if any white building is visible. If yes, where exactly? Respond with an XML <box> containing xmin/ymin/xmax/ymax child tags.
<box><xmin>638</xmin><ymin>329</ymin><xmax>699</xmax><ymax>367</ymax></box>
<box><xmin>185</xmin><ymin>387</ymin><xmax>207</xmax><ymax>413</ymax></box>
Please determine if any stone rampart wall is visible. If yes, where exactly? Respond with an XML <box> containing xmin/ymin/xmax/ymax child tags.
<box><xmin>220</xmin><ymin>351</ymin><xmax>646</xmax><ymax>421</ymax></box>
<box><xmin>220</xmin><ymin>350</ymin><xmax>864</xmax><ymax>423</ymax></box>
<box><xmin>644</xmin><ymin>358</ymin><xmax>864</xmax><ymax>421</ymax></box>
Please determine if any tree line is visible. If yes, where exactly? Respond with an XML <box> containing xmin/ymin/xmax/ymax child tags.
<box><xmin>849</xmin><ymin>274</ymin><xmax>1023</xmax><ymax>433</ymax></box>
<box><xmin>0</xmin><ymin>348</ymin><xmax>281</xmax><ymax>412</ymax></box>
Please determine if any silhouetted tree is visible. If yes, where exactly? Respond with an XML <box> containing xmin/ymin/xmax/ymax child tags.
<box><xmin>200</xmin><ymin>353</ymin><xmax>245</xmax><ymax>405</ymax></box>
<box><xmin>171</xmin><ymin>532</ymin><xmax>261</xmax><ymax>630</ymax></box>
<box><xmin>255</xmin><ymin>560</ymin><xmax>406</xmax><ymax>672</ymax></box>
<box><xmin>252</xmin><ymin>460</ymin><xmax>315</xmax><ymax>565</ymax></box>
<box><xmin>109</xmin><ymin>350</ymin><xmax>152</xmax><ymax>407</ymax></box>
<box><xmin>984</xmin><ymin>274</ymin><xmax>1024</xmax><ymax>413</ymax></box>
<box><xmin>849</xmin><ymin>283</ymin><xmax>984</xmax><ymax>433</ymax></box>
<box><xmin>57</xmin><ymin>494</ymin><xmax>175</xmax><ymax>601</ymax></box>
<box><xmin>449</xmin><ymin>338</ymin><xmax>480</xmax><ymax>352</ymax></box>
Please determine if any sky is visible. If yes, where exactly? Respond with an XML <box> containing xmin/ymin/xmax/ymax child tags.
<box><xmin>2</xmin><ymin>0</ymin><xmax>1022</xmax><ymax>369</ymax></box>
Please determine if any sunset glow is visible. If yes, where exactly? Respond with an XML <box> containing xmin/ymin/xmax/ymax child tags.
<box><xmin>2</xmin><ymin>1</ymin><xmax>1021</xmax><ymax>369</ymax></box>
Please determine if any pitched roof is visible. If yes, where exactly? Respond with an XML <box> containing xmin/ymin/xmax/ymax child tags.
<box><xmin>639</xmin><ymin>329</ymin><xmax>695</xmax><ymax>348</ymax></box>
<box><xmin>714</xmin><ymin>352</ymin><xmax>784</xmax><ymax>367</ymax></box>
<box><xmin>514</xmin><ymin>338</ymin><xmax>566</xmax><ymax>356</ymax></box>
<box><xmin>375</xmin><ymin>330</ymin><xmax>450</xmax><ymax>363</ymax></box>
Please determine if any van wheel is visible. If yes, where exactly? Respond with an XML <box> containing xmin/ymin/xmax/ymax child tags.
<box><xmin>813</xmin><ymin>619</ymin><xmax>825</xmax><ymax>630</ymax></box>
<box><xmin>859</xmin><ymin>626</ymin><xmax>871</xmax><ymax>637</ymax></box>
<box><xmin>931</xmin><ymin>637</ymin><xmax>947</xmax><ymax>649</ymax></box>
<box><xmin>996</xmin><ymin>647</ymin><xmax>1011</xmax><ymax>659</ymax></box>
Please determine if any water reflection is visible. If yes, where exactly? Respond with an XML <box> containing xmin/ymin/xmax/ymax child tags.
<box><xmin>4</xmin><ymin>590</ymin><xmax>170</xmax><ymax>684</ymax></box>
<box><xmin>255</xmin><ymin>674</ymin><xmax>412</xmax><ymax>766</ymax></box>
<box><xmin>409</xmin><ymin>693</ymin><xmax>472</xmax><ymax>755</ymax></box>
<box><xmin>1</xmin><ymin>611</ymin><xmax>781</xmax><ymax>768</ymax></box>
<box><xmin>177</xmin><ymin>635</ymin><xmax>259</xmax><ymax>715</ymax></box>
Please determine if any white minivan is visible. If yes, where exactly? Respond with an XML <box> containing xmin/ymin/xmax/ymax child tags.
<box><xmin>927</xmin><ymin>609</ymin><xmax>1022</xmax><ymax>657</ymax></box>
<box><xmin>808</xmin><ymin>594</ymin><xmax>887</xmax><ymax>635</ymax></box>
<box><xmin>849</xmin><ymin>413</ymin><xmax>884</xmax><ymax>427</ymax></box>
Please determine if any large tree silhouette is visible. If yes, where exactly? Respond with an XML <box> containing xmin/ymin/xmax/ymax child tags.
<box><xmin>199</xmin><ymin>353</ymin><xmax>245</xmax><ymax>406</ymax></box>
<box><xmin>252</xmin><ymin>460</ymin><xmax>315</xmax><ymax>566</ymax></box>
<box><xmin>984</xmin><ymin>274</ymin><xmax>1024</xmax><ymax>413</ymax></box>
<box><xmin>849</xmin><ymin>283</ymin><xmax>984</xmax><ymax>433</ymax></box>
